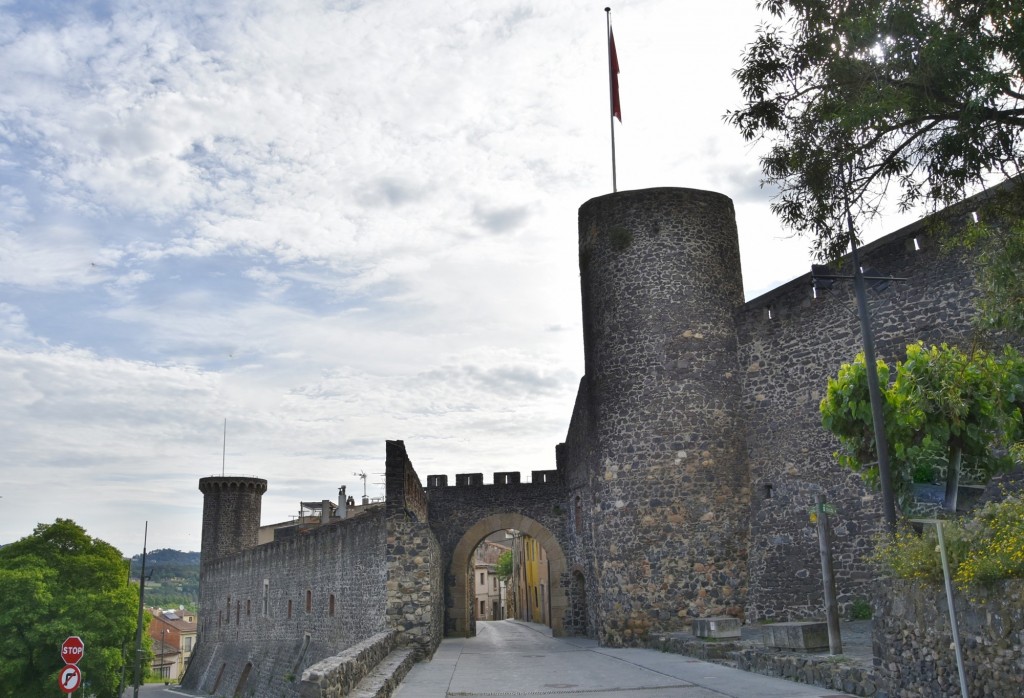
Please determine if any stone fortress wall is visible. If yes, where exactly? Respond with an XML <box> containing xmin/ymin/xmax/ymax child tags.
<box><xmin>423</xmin><ymin>470</ymin><xmax>569</xmax><ymax>637</ymax></box>
<box><xmin>736</xmin><ymin>206</ymin><xmax>983</xmax><ymax>622</ymax></box>
<box><xmin>187</xmin><ymin>502</ymin><xmax>388</xmax><ymax>697</ymax></box>
<box><xmin>182</xmin><ymin>442</ymin><xmax>444</xmax><ymax>698</ymax></box>
<box><xmin>186</xmin><ymin>185</ymin><xmax>1012</xmax><ymax>696</ymax></box>
<box><xmin>559</xmin><ymin>185</ymin><xmax>999</xmax><ymax>643</ymax></box>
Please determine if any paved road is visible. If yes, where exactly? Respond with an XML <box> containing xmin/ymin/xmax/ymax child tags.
<box><xmin>120</xmin><ymin>685</ymin><xmax>189</xmax><ymax>698</ymax></box>
<box><xmin>395</xmin><ymin>620</ymin><xmax>856</xmax><ymax>698</ymax></box>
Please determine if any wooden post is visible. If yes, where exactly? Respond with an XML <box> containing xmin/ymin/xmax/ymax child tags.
<box><xmin>815</xmin><ymin>494</ymin><xmax>843</xmax><ymax>654</ymax></box>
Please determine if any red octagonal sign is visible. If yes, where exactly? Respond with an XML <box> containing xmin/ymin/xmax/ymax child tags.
<box><xmin>61</xmin><ymin>636</ymin><xmax>84</xmax><ymax>665</ymax></box>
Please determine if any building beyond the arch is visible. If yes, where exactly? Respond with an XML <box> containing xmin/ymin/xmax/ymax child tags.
<box><xmin>184</xmin><ymin>186</ymin><xmax>1017</xmax><ymax>696</ymax></box>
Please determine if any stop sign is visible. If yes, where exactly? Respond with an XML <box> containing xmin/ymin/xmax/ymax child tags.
<box><xmin>61</xmin><ymin>636</ymin><xmax>84</xmax><ymax>665</ymax></box>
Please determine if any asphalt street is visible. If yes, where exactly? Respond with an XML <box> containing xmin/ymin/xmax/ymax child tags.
<box><xmin>120</xmin><ymin>685</ymin><xmax>189</xmax><ymax>698</ymax></box>
<box><xmin>394</xmin><ymin>620</ymin><xmax>857</xmax><ymax>698</ymax></box>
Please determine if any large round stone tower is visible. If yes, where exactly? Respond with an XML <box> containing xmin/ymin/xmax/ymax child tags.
<box><xmin>578</xmin><ymin>187</ymin><xmax>750</xmax><ymax>644</ymax></box>
<box><xmin>198</xmin><ymin>476</ymin><xmax>268</xmax><ymax>564</ymax></box>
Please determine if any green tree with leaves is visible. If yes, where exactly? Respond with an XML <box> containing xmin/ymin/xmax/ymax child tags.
<box><xmin>495</xmin><ymin>550</ymin><xmax>513</xmax><ymax>582</ymax></box>
<box><xmin>0</xmin><ymin>519</ymin><xmax>143</xmax><ymax>698</ymax></box>
<box><xmin>822</xmin><ymin>342</ymin><xmax>1024</xmax><ymax>512</ymax></box>
<box><xmin>727</xmin><ymin>0</ymin><xmax>1023</xmax><ymax>261</ymax></box>
<box><xmin>961</xmin><ymin>206</ymin><xmax>1024</xmax><ymax>336</ymax></box>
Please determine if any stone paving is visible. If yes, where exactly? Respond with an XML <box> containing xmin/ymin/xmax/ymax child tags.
<box><xmin>395</xmin><ymin>620</ymin><xmax>857</xmax><ymax>697</ymax></box>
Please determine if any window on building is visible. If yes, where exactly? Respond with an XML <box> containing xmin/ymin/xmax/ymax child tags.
<box><xmin>329</xmin><ymin>594</ymin><xmax>335</xmax><ymax>617</ymax></box>
<box><xmin>480</xmin><ymin>572</ymin><xmax>485</xmax><ymax>585</ymax></box>
<box><xmin>306</xmin><ymin>589</ymin><xmax>312</xmax><ymax>613</ymax></box>
<box><xmin>184</xmin><ymin>636</ymin><xmax>193</xmax><ymax>652</ymax></box>
<box><xmin>246</xmin><ymin>599</ymin><xmax>251</xmax><ymax>616</ymax></box>
<box><xmin>236</xmin><ymin>600</ymin><xmax>240</xmax><ymax>624</ymax></box>
<box><xmin>288</xmin><ymin>599</ymin><xmax>293</xmax><ymax>619</ymax></box>
<box><xmin>492</xmin><ymin>577</ymin><xmax>497</xmax><ymax>591</ymax></box>
<box><xmin>262</xmin><ymin>579</ymin><xmax>269</xmax><ymax>616</ymax></box>
<box><xmin>480</xmin><ymin>600</ymin><xmax>486</xmax><ymax>615</ymax></box>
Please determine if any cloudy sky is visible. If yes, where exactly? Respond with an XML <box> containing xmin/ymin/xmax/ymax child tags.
<box><xmin>0</xmin><ymin>0</ymin><xmax>918</xmax><ymax>556</ymax></box>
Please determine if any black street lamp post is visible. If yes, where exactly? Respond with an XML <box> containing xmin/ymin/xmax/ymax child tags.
<box><xmin>812</xmin><ymin>234</ymin><xmax>904</xmax><ymax>532</ymax></box>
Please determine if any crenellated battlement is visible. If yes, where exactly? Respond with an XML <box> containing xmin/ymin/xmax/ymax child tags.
<box><xmin>424</xmin><ymin>470</ymin><xmax>560</xmax><ymax>488</ymax></box>
<box><xmin>198</xmin><ymin>476</ymin><xmax>268</xmax><ymax>495</ymax></box>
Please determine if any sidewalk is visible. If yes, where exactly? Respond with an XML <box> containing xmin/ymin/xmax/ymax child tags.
<box><xmin>651</xmin><ymin>620</ymin><xmax>877</xmax><ymax>697</ymax></box>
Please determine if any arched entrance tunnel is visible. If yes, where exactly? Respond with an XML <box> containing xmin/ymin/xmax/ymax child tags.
<box><xmin>448</xmin><ymin>514</ymin><xmax>567</xmax><ymax>637</ymax></box>
<box><xmin>424</xmin><ymin>472</ymin><xmax>575</xmax><ymax>638</ymax></box>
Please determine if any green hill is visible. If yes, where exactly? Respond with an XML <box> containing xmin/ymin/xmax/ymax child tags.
<box><xmin>129</xmin><ymin>548</ymin><xmax>200</xmax><ymax>612</ymax></box>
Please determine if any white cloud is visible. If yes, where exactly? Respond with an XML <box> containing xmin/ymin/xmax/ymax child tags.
<box><xmin>0</xmin><ymin>0</ymin><xmax>927</xmax><ymax>554</ymax></box>
<box><xmin>0</xmin><ymin>302</ymin><xmax>31</xmax><ymax>343</ymax></box>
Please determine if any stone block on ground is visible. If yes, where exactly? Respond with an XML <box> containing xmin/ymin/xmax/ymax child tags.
<box><xmin>761</xmin><ymin>621</ymin><xmax>829</xmax><ymax>651</ymax></box>
<box><xmin>692</xmin><ymin>616</ymin><xmax>742</xmax><ymax>639</ymax></box>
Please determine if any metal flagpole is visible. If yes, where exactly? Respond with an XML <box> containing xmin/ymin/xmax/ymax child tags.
<box><xmin>605</xmin><ymin>7</ymin><xmax>617</xmax><ymax>193</ymax></box>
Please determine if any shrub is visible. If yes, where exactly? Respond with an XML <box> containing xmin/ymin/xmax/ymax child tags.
<box><xmin>954</xmin><ymin>495</ymin><xmax>1024</xmax><ymax>588</ymax></box>
<box><xmin>849</xmin><ymin>599</ymin><xmax>872</xmax><ymax>620</ymax></box>
<box><xmin>872</xmin><ymin>523</ymin><xmax>969</xmax><ymax>584</ymax></box>
<box><xmin>872</xmin><ymin>494</ymin><xmax>1024</xmax><ymax>592</ymax></box>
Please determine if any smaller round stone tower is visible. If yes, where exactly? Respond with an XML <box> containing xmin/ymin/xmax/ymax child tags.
<box><xmin>198</xmin><ymin>476</ymin><xmax>268</xmax><ymax>564</ymax></box>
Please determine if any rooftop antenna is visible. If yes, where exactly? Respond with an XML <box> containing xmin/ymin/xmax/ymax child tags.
<box><xmin>222</xmin><ymin>418</ymin><xmax>227</xmax><ymax>476</ymax></box>
<box><xmin>355</xmin><ymin>471</ymin><xmax>368</xmax><ymax>505</ymax></box>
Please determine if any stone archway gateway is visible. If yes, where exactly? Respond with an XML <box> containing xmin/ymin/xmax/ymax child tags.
<box><xmin>448</xmin><ymin>513</ymin><xmax>567</xmax><ymax>638</ymax></box>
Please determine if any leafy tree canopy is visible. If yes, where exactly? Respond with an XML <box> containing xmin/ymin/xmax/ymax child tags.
<box><xmin>129</xmin><ymin>549</ymin><xmax>200</xmax><ymax>612</ymax></box>
<box><xmin>728</xmin><ymin>0</ymin><xmax>1024</xmax><ymax>261</ymax></box>
<box><xmin>960</xmin><ymin>205</ymin><xmax>1024</xmax><ymax>336</ymax></box>
<box><xmin>495</xmin><ymin>550</ymin><xmax>513</xmax><ymax>581</ymax></box>
<box><xmin>0</xmin><ymin>519</ymin><xmax>142</xmax><ymax>698</ymax></box>
<box><xmin>821</xmin><ymin>343</ymin><xmax>1024</xmax><ymax>512</ymax></box>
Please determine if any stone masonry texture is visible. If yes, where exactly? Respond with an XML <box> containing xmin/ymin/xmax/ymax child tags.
<box><xmin>187</xmin><ymin>186</ymin><xmax>1022</xmax><ymax>696</ymax></box>
<box><xmin>735</xmin><ymin>205</ymin><xmax>985</xmax><ymax>622</ymax></box>
<box><xmin>184</xmin><ymin>507</ymin><xmax>389</xmax><ymax>698</ymax></box>
<box><xmin>184</xmin><ymin>443</ymin><xmax>443</xmax><ymax>698</ymax></box>
<box><xmin>873</xmin><ymin>579</ymin><xmax>1024</xmax><ymax>697</ymax></box>
<box><xmin>566</xmin><ymin>188</ymin><xmax>751</xmax><ymax>645</ymax></box>
<box><xmin>199</xmin><ymin>477</ymin><xmax>268</xmax><ymax>564</ymax></box>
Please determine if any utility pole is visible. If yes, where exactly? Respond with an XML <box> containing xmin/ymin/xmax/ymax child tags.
<box><xmin>133</xmin><ymin>522</ymin><xmax>149</xmax><ymax>698</ymax></box>
<box><xmin>848</xmin><ymin>227</ymin><xmax>898</xmax><ymax>532</ymax></box>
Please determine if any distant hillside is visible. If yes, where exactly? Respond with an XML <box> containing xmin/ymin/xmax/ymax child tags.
<box><xmin>130</xmin><ymin>548</ymin><xmax>200</xmax><ymax>612</ymax></box>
